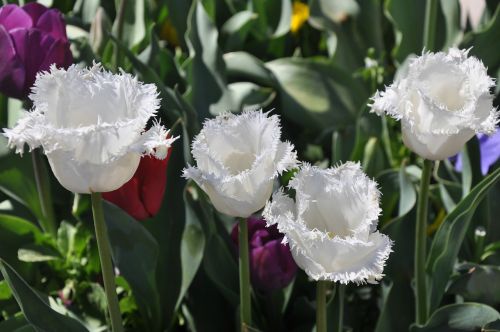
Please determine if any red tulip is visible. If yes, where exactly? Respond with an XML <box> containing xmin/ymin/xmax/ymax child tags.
<box><xmin>103</xmin><ymin>151</ymin><xmax>172</xmax><ymax>220</ymax></box>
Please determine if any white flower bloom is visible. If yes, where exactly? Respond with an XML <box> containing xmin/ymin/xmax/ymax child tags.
<box><xmin>183</xmin><ymin>111</ymin><xmax>298</xmax><ymax>218</ymax></box>
<box><xmin>3</xmin><ymin>63</ymin><xmax>178</xmax><ymax>193</ymax></box>
<box><xmin>371</xmin><ymin>48</ymin><xmax>498</xmax><ymax>160</ymax></box>
<box><xmin>263</xmin><ymin>163</ymin><xmax>392</xmax><ymax>284</ymax></box>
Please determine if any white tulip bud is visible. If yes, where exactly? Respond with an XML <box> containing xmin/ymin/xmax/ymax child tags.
<box><xmin>371</xmin><ymin>48</ymin><xmax>498</xmax><ymax>160</ymax></box>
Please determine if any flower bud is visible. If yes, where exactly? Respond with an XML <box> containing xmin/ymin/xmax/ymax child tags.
<box><xmin>231</xmin><ymin>216</ymin><xmax>297</xmax><ymax>293</ymax></box>
<box><xmin>103</xmin><ymin>154</ymin><xmax>171</xmax><ymax>220</ymax></box>
<box><xmin>0</xmin><ymin>3</ymin><xmax>72</xmax><ymax>99</ymax></box>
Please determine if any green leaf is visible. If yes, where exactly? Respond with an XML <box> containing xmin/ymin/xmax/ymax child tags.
<box><xmin>265</xmin><ymin>57</ymin><xmax>367</xmax><ymax>130</ymax></box>
<box><xmin>175</xmin><ymin>186</ymin><xmax>207</xmax><ymax>311</ymax></box>
<box><xmin>112</xmin><ymin>0</ymin><xmax>147</xmax><ymax>49</ymax></box>
<box><xmin>448</xmin><ymin>263</ymin><xmax>500</xmax><ymax>305</ymax></box>
<box><xmin>0</xmin><ymin>214</ymin><xmax>42</xmax><ymax>267</ymax></box>
<box><xmin>250</xmin><ymin>0</ymin><xmax>291</xmax><ymax>39</ymax></box>
<box><xmin>185</xmin><ymin>1</ymin><xmax>229</xmax><ymax>118</ymax></box>
<box><xmin>461</xmin><ymin>6</ymin><xmax>500</xmax><ymax>74</ymax></box>
<box><xmin>102</xmin><ymin>202</ymin><xmax>161</xmax><ymax>332</ymax></box>
<box><xmin>220</xmin><ymin>11</ymin><xmax>258</xmax><ymax>51</ymax></box>
<box><xmin>483</xmin><ymin>319</ymin><xmax>500</xmax><ymax>331</ymax></box>
<box><xmin>439</xmin><ymin>0</ymin><xmax>461</xmax><ymax>48</ymax></box>
<box><xmin>0</xmin><ymin>169</ymin><xmax>44</xmax><ymax>222</ymax></box>
<box><xmin>384</xmin><ymin>0</ymin><xmax>425</xmax><ymax>63</ymax></box>
<box><xmin>18</xmin><ymin>244</ymin><xmax>61</xmax><ymax>263</ymax></box>
<box><xmin>57</xmin><ymin>221</ymin><xmax>78</xmax><ymax>259</ymax></box>
<box><xmin>0</xmin><ymin>259</ymin><xmax>88</xmax><ymax>332</ymax></box>
<box><xmin>0</xmin><ymin>279</ymin><xmax>12</xmax><ymax>300</ymax></box>
<box><xmin>224</xmin><ymin>51</ymin><xmax>276</xmax><ymax>87</ymax></box>
<box><xmin>0</xmin><ymin>316</ymin><xmax>35</xmax><ymax>332</ymax></box>
<box><xmin>309</xmin><ymin>0</ymin><xmax>359</xmax><ymax>27</ymax></box>
<box><xmin>410</xmin><ymin>303</ymin><xmax>500</xmax><ymax>332</ymax></box>
<box><xmin>426</xmin><ymin>167</ymin><xmax>500</xmax><ymax>312</ymax></box>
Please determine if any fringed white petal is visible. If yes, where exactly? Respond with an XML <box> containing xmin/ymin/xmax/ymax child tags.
<box><xmin>130</xmin><ymin>122</ymin><xmax>179</xmax><ymax>159</ymax></box>
<box><xmin>1</xmin><ymin>63</ymin><xmax>176</xmax><ymax>193</ymax></box>
<box><xmin>263</xmin><ymin>163</ymin><xmax>392</xmax><ymax>284</ymax></box>
<box><xmin>370</xmin><ymin>48</ymin><xmax>498</xmax><ymax>159</ymax></box>
<box><xmin>184</xmin><ymin>110</ymin><xmax>298</xmax><ymax>218</ymax></box>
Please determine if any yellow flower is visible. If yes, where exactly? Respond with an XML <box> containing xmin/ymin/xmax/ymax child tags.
<box><xmin>290</xmin><ymin>1</ymin><xmax>309</xmax><ymax>34</ymax></box>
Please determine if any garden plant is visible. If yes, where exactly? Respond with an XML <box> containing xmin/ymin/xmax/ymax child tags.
<box><xmin>0</xmin><ymin>0</ymin><xmax>499</xmax><ymax>331</ymax></box>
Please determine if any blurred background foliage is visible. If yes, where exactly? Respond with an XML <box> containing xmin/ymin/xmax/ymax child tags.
<box><xmin>0</xmin><ymin>0</ymin><xmax>499</xmax><ymax>331</ymax></box>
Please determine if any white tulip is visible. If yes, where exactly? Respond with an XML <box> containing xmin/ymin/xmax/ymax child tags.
<box><xmin>3</xmin><ymin>64</ymin><xmax>178</xmax><ymax>193</ymax></box>
<box><xmin>371</xmin><ymin>48</ymin><xmax>498</xmax><ymax>160</ymax></box>
<box><xmin>183</xmin><ymin>111</ymin><xmax>298</xmax><ymax>218</ymax></box>
<box><xmin>263</xmin><ymin>163</ymin><xmax>392</xmax><ymax>284</ymax></box>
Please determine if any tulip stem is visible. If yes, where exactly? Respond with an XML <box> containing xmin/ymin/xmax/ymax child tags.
<box><xmin>415</xmin><ymin>159</ymin><xmax>432</xmax><ymax>325</ymax></box>
<box><xmin>31</xmin><ymin>149</ymin><xmax>57</xmax><ymax>237</ymax></box>
<box><xmin>423</xmin><ymin>0</ymin><xmax>438</xmax><ymax>51</ymax></box>
<box><xmin>333</xmin><ymin>283</ymin><xmax>345</xmax><ymax>332</ymax></box>
<box><xmin>316</xmin><ymin>280</ymin><xmax>328</xmax><ymax>332</ymax></box>
<box><xmin>238</xmin><ymin>217</ymin><xmax>252</xmax><ymax>330</ymax></box>
<box><xmin>90</xmin><ymin>193</ymin><xmax>123</xmax><ymax>332</ymax></box>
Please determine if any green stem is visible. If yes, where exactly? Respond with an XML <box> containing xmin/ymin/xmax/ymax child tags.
<box><xmin>316</xmin><ymin>280</ymin><xmax>327</xmax><ymax>332</ymax></box>
<box><xmin>415</xmin><ymin>159</ymin><xmax>432</xmax><ymax>325</ymax></box>
<box><xmin>239</xmin><ymin>217</ymin><xmax>252</xmax><ymax>330</ymax></box>
<box><xmin>334</xmin><ymin>284</ymin><xmax>345</xmax><ymax>332</ymax></box>
<box><xmin>423</xmin><ymin>0</ymin><xmax>438</xmax><ymax>51</ymax></box>
<box><xmin>114</xmin><ymin>0</ymin><xmax>127</xmax><ymax>70</ymax></box>
<box><xmin>0</xmin><ymin>94</ymin><xmax>7</xmax><ymax>127</ymax></box>
<box><xmin>90</xmin><ymin>193</ymin><xmax>123</xmax><ymax>332</ymax></box>
<box><xmin>31</xmin><ymin>149</ymin><xmax>57</xmax><ymax>237</ymax></box>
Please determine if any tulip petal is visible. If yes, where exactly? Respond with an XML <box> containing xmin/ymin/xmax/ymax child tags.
<box><xmin>0</xmin><ymin>25</ymin><xmax>26</xmax><ymax>99</ymax></box>
<box><xmin>0</xmin><ymin>4</ymin><xmax>32</xmax><ymax>31</ymax></box>
<box><xmin>35</xmin><ymin>8</ymin><xmax>67</xmax><ymax>40</ymax></box>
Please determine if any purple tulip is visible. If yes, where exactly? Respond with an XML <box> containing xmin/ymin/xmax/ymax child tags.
<box><xmin>454</xmin><ymin>129</ymin><xmax>500</xmax><ymax>175</ymax></box>
<box><xmin>231</xmin><ymin>216</ymin><xmax>297</xmax><ymax>293</ymax></box>
<box><xmin>0</xmin><ymin>3</ymin><xmax>72</xmax><ymax>99</ymax></box>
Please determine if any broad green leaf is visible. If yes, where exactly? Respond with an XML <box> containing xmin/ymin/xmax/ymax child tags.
<box><xmin>185</xmin><ymin>1</ymin><xmax>229</xmax><ymax>118</ymax></box>
<box><xmin>439</xmin><ymin>0</ymin><xmax>462</xmax><ymax>48</ymax></box>
<box><xmin>309</xmin><ymin>0</ymin><xmax>359</xmax><ymax>27</ymax></box>
<box><xmin>0</xmin><ymin>316</ymin><xmax>35</xmax><ymax>332</ymax></box>
<box><xmin>165</xmin><ymin>0</ymin><xmax>191</xmax><ymax>49</ymax></box>
<box><xmin>250</xmin><ymin>0</ymin><xmax>291</xmax><ymax>39</ymax></box>
<box><xmin>0</xmin><ymin>259</ymin><xmax>88</xmax><ymax>332</ymax></box>
<box><xmin>410</xmin><ymin>303</ymin><xmax>500</xmax><ymax>332</ymax></box>
<box><xmin>461</xmin><ymin>6</ymin><xmax>500</xmax><ymax>74</ymax></box>
<box><xmin>175</xmin><ymin>187</ymin><xmax>206</xmax><ymax>311</ymax></box>
<box><xmin>220</xmin><ymin>11</ymin><xmax>258</xmax><ymax>51</ymax></box>
<box><xmin>224</xmin><ymin>51</ymin><xmax>276</xmax><ymax>87</ymax></box>
<box><xmin>384</xmin><ymin>0</ymin><xmax>425</xmax><ymax>63</ymax></box>
<box><xmin>0</xmin><ymin>169</ymin><xmax>44</xmax><ymax>222</ymax></box>
<box><xmin>426</xmin><ymin>167</ymin><xmax>500</xmax><ymax>312</ymax></box>
<box><xmin>112</xmin><ymin>0</ymin><xmax>147</xmax><ymax>49</ymax></box>
<box><xmin>102</xmin><ymin>202</ymin><xmax>161</xmax><ymax>332</ymax></box>
<box><xmin>0</xmin><ymin>214</ymin><xmax>41</xmax><ymax>267</ymax></box>
<box><xmin>448</xmin><ymin>263</ymin><xmax>500</xmax><ymax>305</ymax></box>
<box><xmin>266</xmin><ymin>57</ymin><xmax>367</xmax><ymax>130</ymax></box>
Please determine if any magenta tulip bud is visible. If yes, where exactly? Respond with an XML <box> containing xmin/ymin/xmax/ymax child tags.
<box><xmin>231</xmin><ymin>216</ymin><xmax>297</xmax><ymax>293</ymax></box>
<box><xmin>0</xmin><ymin>3</ymin><xmax>72</xmax><ymax>99</ymax></box>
